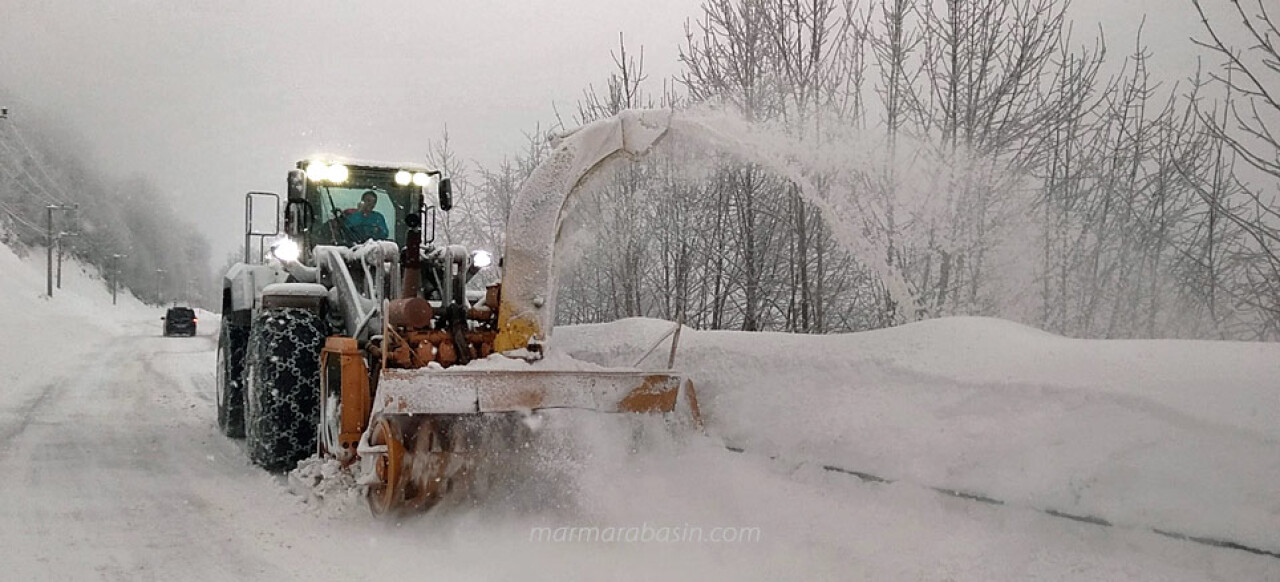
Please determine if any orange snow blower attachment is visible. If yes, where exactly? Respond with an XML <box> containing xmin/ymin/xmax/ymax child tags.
<box><xmin>341</xmin><ymin>299</ymin><xmax>701</xmax><ymax>516</ymax></box>
<box><xmin>361</xmin><ymin>369</ymin><xmax>699</xmax><ymax>515</ymax></box>
<box><xmin>319</xmin><ymin>279</ymin><xmax>701</xmax><ymax>516</ymax></box>
<box><xmin>321</xmin><ymin>337</ymin><xmax>701</xmax><ymax>465</ymax></box>
<box><xmin>355</xmin><ymin>371</ymin><xmax>699</xmax><ymax>516</ymax></box>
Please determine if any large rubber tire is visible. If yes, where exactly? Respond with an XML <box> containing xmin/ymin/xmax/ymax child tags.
<box><xmin>215</xmin><ymin>318</ymin><xmax>249</xmax><ymax>438</ymax></box>
<box><xmin>243</xmin><ymin>308</ymin><xmax>328</xmax><ymax>472</ymax></box>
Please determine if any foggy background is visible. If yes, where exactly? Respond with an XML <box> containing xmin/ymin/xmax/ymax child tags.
<box><xmin>0</xmin><ymin>0</ymin><xmax>1208</xmax><ymax>260</ymax></box>
<box><xmin>0</xmin><ymin>0</ymin><xmax>702</xmax><ymax>257</ymax></box>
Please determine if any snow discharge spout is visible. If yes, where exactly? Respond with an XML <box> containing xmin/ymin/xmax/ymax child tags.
<box><xmin>496</xmin><ymin>108</ymin><xmax>927</xmax><ymax>354</ymax></box>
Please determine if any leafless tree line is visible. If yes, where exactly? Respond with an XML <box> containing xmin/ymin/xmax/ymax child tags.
<box><xmin>450</xmin><ymin>0</ymin><xmax>1278</xmax><ymax>340</ymax></box>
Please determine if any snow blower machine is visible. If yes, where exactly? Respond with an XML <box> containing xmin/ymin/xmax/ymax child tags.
<box><xmin>218</xmin><ymin>110</ymin><xmax>701</xmax><ymax>515</ymax></box>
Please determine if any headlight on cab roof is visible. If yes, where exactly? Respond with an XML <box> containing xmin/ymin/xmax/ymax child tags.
<box><xmin>326</xmin><ymin>164</ymin><xmax>349</xmax><ymax>184</ymax></box>
<box><xmin>304</xmin><ymin>161</ymin><xmax>349</xmax><ymax>184</ymax></box>
<box><xmin>305</xmin><ymin>161</ymin><xmax>328</xmax><ymax>181</ymax></box>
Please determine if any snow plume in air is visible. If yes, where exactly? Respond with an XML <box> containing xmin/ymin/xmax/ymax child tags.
<box><xmin>553</xmin><ymin>106</ymin><xmax>1038</xmax><ymax>327</ymax></box>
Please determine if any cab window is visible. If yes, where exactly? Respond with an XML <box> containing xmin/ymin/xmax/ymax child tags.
<box><xmin>310</xmin><ymin>187</ymin><xmax>399</xmax><ymax>245</ymax></box>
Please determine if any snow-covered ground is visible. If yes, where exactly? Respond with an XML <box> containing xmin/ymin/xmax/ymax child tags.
<box><xmin>562</xmin><ymin>317</ymin><xmax>1280</xmax><ymax>551</ymax></box>
<box><xmin>0</xmin><ymin>241</ymin><xmax>1277</xmax><ymax>581</ymax></box>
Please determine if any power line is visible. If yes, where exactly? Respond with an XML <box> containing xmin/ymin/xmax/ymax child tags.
<box><xmin>0</xmin><ymin>136</ymin><xmax>67</xmax><ymax>205</ymax></box>
<box><xmin>0</xmin><ymin>163</ymin><xmax>68</xmax><ymax>211</ymax></box>
<box><xmin>0</xmin><ymin>121</ymin><xmax>71</xmax><ymax>205</ymax></box>
<box><xmin>8</xmin><ymin>121</ymin><xmax>72</xmax><ymax>203</ymax></box>
<box><xmin>1</xmin><ymin>204</ymin><xmax>48</xmax><ymax>233</ymax></box>
<box><xmin>0</xmin><ymin>150</ymin><xmax>65</xmax><ymax>206</ymax></box>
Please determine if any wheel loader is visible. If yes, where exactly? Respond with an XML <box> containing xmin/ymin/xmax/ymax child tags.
<box><xmin>218</xmin><ymin>110</ymin><xmax>700</xmax><ymax>515</ymax></box>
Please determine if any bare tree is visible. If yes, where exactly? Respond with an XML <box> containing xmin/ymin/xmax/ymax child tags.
<box><xmin>1191</xmin><ymin>0</ymin><xmax>1280</xmax><ymax>335</ymax></box>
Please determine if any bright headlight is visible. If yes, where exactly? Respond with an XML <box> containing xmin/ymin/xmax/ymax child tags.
<box><xmin>412</xmin><ymin>172</ymin><xmax>429</xmax><ymax>187</ymax></box>
<box><xmin>305</xmin><ymin>161</ymin><xmax>328</xmax><ymax>181</ymax></box>
<box><xmin>395</xmin><ymin>170</ymin><xmax>412</xmax><ymax>186</ymax></box>
<box><xmin>271</xmin><ymin>238</ymin><xmax>301</xmax><ymax>262</ymax></box>
<box><xmin>471</xmin><ymin>249</ymin><xmax>493</xmax><ymax>269</ymax></box>
<box><xmin>327</xmin><ymin>164</ymin><xmax>349</xmax><ymax>184</ymax></box>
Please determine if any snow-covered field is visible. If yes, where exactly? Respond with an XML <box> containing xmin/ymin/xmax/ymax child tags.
<box><xmin>1</xmin><ymin>241</ymin><xmax>1277</xmax><ymax>581</ymax></box>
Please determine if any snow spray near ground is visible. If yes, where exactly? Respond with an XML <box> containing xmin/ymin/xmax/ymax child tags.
<box><xmin>288</xmin><ymin>457</ymin><xmax>365</xmax><ymax>516</ymax></box>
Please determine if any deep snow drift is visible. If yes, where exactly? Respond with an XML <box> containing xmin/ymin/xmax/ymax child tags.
<box><xmin>1</xmin><ymin>240</ymin><xmax>1278</xmax><ymax>580</ymax></box>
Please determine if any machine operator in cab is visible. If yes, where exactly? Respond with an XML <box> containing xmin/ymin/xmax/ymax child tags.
<box><xmin>344</xmin><ymin>190</ymin><xmax>389</xmax><ymax>241</ymax></box>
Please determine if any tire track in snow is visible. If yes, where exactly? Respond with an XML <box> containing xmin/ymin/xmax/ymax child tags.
<box><xmin>0</xmin><ymin>341</ymin><xmax>107</xmax><ymax>451</ymax></box>
<box><xmin>0</xmin><ymin>379</ymin><xmax>61</xmax><ymax>450</ymax></box>
<box><xmin>0</xmin><ymin>330</ymin><xmax>287</xmax><ymax>580</ymax></box>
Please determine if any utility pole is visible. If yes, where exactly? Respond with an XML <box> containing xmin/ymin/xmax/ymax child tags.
<box><xmin>45</xmin><ymin>204</ymin><xmax>76</xmax><ymax>297</ymax></box>
<box><xmin>56</xmin><ymin>234</ymin><xmax>64</xmax><ymax>289</ymax></box>
<box><xmin>110</xmin><ymin>254</ymin><xmax>128</xmax><ymax>305</ymax></box>
<box><xmin>55</xmin><ymin>231</ymin><xmax>79</xmax><ymax>289</ymax></box>
<box><xmin>46</xmin><ymin>208</ymin><xmax>53</xmax><ymax>297</ymax></box>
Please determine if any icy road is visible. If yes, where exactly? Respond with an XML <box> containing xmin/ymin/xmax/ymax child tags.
<box><xmin>1</xmin><ymin>246</ymin><xmax>1278</xmax><ymax>581</ymax></box>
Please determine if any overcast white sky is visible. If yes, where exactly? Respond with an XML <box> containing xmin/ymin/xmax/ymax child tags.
<box><xmin>0</xmin><ymin>0</ymin><xmax>1230</xmax><ymax>262</ymax></box>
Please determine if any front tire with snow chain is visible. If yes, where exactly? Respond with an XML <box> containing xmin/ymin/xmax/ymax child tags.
<box><xmin>215</xmin><ymin>318</ymin><xmax>249</xmax><ymax>438</ymax></box>
<box><xmin>243</xmin><ymin>307</ymin><xmax>327</xmax><ymax>472</ymax></box>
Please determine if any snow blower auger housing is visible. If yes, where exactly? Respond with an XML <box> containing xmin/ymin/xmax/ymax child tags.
<box><xmin>217</xmin><ymin>110</ymin><xmax>701</xmax><ymax>516</ymax></box>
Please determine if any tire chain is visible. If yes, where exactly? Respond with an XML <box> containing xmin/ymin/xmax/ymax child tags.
<box><xmin>216</xmin><ymin>320</ymin><xmax>249</xmax><ymax>438</ymax></box>
<box><xmin>244</xmin><ymin>308</ymin><xmax>328</xmax><ymax>472</ymax></box>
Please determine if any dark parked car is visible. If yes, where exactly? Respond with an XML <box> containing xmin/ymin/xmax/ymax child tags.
<box><xmin>163</xmin><ymin>307</ymin><xmax>198</xmax><ymax>337</ymax></box>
